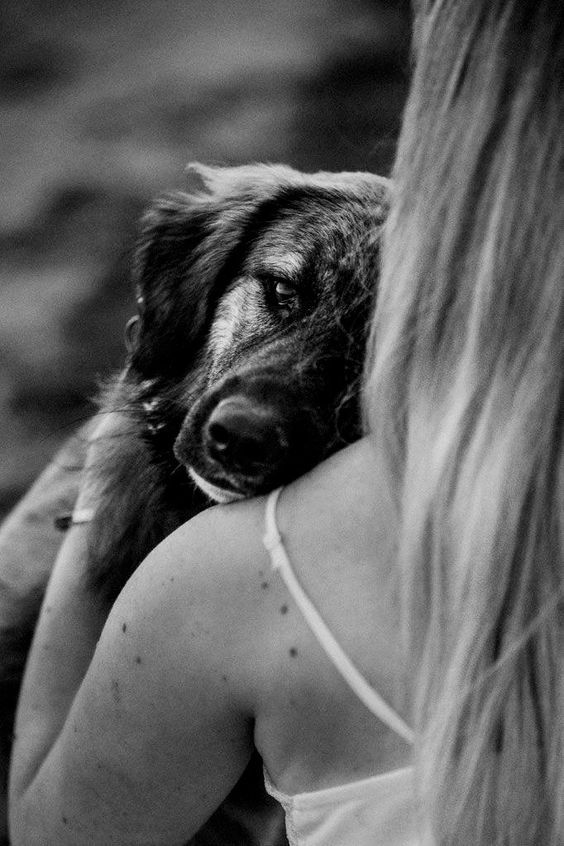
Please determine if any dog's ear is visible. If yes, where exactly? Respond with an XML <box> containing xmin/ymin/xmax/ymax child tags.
<box><xmin>128</xmin><ymin>162</ymin><xmax>294</xmax><ymax>379</ymax></box>
<box><xmin>128</xmin><ymin>188</ymin><xmax>216</xmax><ymax>379</ymax></box>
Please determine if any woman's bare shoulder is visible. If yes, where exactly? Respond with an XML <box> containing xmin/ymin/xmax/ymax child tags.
<box><xmin>279</xmin><ymin>437</ymin><xmax>393</xmax><ymax>560</ymax></box>
<box><xmin>114</xmin><ymin>492</ymin><xmax>270</xmax><ymax>642</ymax></box>
<box><xmin>144</xmin><ymin>436</ymin><xmax>386</xmax><ymax>591</ymax></box>
<box><xmin>112</xmin><ymin>436</ymin><xmax>390</xmax><ymax>695</ymax></box>
<box><xmin>154</xmin><ymin>437</ymin><xmax>384</xmax><ymax>580</ymax></box>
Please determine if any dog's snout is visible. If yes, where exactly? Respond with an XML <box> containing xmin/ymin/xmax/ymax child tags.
<box><xmin>205</xmin><ymin>396</ymin><xmax>286</xmax><ymax>470</ymax></box>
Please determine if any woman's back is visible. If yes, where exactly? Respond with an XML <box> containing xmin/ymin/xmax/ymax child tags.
<box><xmin>196</xmin><ymin>437</ymin><xmax>418</xmax><ymax>844</ymax></box>
<box><xmin>109</xmin><ymin>436</ymin><xmax>418</xmax><ymax>845</ymax></box>
<box><xmin>247</xmin><ymin>439</ymin><xmax>412</xmax><ymax>794</ymax></box>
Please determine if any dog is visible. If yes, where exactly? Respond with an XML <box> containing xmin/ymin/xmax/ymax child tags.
<box><xmin>0</xmin><ymin>163</ymin><xmax>390</xmax><ymax>844</ymax></box>
<box><xmin>85</xmin><ymin>162</ymin><xmax>390</xmax><ymax>605</ymax></box>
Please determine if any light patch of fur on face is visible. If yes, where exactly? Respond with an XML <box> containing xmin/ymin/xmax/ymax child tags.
<box><xmin>204</xmin><ymin>248</ymin><xmax>308</xmax><ymax>388</ymax></box>
<box><xmin>206</xmin><ymin>276</ymin><xmax>270</xmax><ymax>382</ymax></box>
<box><xmin>207</xmin><ymin>247</ymin><xmax>306</xmax><ymax>369</ymax></box>
<box><xmin>207</xmin><ymin>280</ymin><xmax>252</xmax><ymax>361</ymax></box>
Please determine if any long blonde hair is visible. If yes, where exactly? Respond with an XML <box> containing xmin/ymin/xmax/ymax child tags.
<box><xmin>365</xmin><ymin>1</ymin><xmax>564</xmax><ymax>842</ymax></box>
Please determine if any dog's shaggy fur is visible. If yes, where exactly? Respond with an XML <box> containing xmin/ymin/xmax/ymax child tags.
<box><xmin>87</xmin><ymin>163</ymin><xmax>389</xmax><ymax>605</ymax></box>
<box><xmin>0</xmin><ymin>163</ymin><xmax>389</xmax><ymax>844</ymax></box>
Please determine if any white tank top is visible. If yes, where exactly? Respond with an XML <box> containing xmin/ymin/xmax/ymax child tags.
<box><xmin>261</xmin><ymin>487</ymin><xmax>420</xmax><ymax>846</ymax></box>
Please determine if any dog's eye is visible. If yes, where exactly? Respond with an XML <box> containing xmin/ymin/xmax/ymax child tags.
<box><xmin>273</xmin><ymin>279</ymin><xmax>298</xmax><ymax>312</ymax></box>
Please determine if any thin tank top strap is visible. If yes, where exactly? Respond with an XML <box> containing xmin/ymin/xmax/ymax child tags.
<box><xmin>262</xmin><ymin>487</ymin><xmax>414</xmax><ymax>745</ymax></box>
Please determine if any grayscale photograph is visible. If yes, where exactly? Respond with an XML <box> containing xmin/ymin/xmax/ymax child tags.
<box><xmin>1</xmin><ymin>1</ymin><xmax>561</xmax><ymax>844</ymax></box>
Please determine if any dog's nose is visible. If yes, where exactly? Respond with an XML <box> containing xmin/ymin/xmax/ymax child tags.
<box><xmin>205</xmin><ymin>396</ymin><xmax>286</xmax><ymax>471</ymax></box>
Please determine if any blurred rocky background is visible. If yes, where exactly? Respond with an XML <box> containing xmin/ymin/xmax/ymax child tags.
<box><xmin>0</xmin><ymin>0</ymin><xmax>411</xmax><ymax>520</ymax></box>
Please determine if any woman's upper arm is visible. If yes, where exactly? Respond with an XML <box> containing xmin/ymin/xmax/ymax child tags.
<box><xmin>11</xmin><ymin>515</ymin><xmax>259</xmax><ymax>846</ymax></box>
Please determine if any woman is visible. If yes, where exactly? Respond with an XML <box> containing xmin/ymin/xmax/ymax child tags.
<box><xmin>9</xmin><ymin>1</ymin><xmax>563</xmax><ymax>843</ymax></box>
<box><xmin>371</xmin><ymin>0</ymin><xmax>563</xmax><ymax>841</ymax></box>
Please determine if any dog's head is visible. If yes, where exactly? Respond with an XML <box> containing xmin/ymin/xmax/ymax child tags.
<box><xmin>123</xmin><ymin>163</ymin><xmax>389</xmax><ymax>503</ymax></box>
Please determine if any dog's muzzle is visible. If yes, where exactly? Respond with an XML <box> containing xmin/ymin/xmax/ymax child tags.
<box><xmin>174</xmin><ymin>390</ymin><xmax>302</xmax><ymax>503</ymax></box>
<box><xmin>204</xmin><ymin>397</ymin><xmax>289</xmax><ymax>473</ymax></box>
